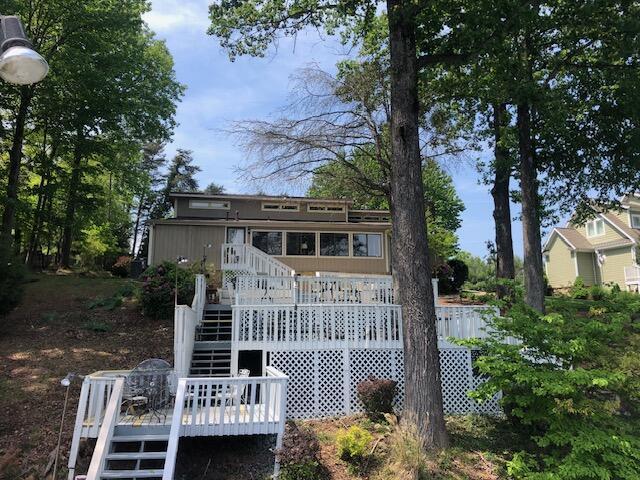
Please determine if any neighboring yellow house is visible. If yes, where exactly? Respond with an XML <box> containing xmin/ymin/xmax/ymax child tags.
<box><xmin>543</xmin><ymin>195</ymin><xmax>640</xmax><ymax>291</ymax></box>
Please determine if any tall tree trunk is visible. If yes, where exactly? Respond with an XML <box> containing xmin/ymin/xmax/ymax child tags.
<box><xmin>517</xmin><ymin>103</ymin><xmax>545</xmax><ymax>312</ymax></box>
<box><xmin>25</xmin><ymin>174</ymin><xmax>47</xmax><ymax>265</ymax></box>
<box><xmin>60</xmin><ymin>129</ymin><xmax>84</xmax><ymax>268</ymax></box>
<box><xmin>491</xmin><ymin>103</ymin><xmax>516</xmax><ymax>299</ymax></box>
<box><xmin>387</xmin><ymin>0</ymin><xmax>448</xmax><ymax>449</ymax></box>
<box><xmin>1</xmin><ymin>87</ymin><xmax>33</xmax><ymax>244</ymax></box>
<box><xmin>130</xmin><ymin>193</ymin><xmax>145</xmax><ymax>257</ymax></box>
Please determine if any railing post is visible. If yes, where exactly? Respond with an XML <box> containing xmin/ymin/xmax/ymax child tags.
<box><xmin>163</xmin><ymin>379</ymin><xmax>187</xmax><ymax>480</ymax></box>
<box><xmin>432</xmin><ymin>278</ymin><xmax>439</xmax><ymax>306</ymax></box>
<box><xmin>67</xmin><ymin>378</ymin><xmax>91</xmax><ymax>480</ymax></box>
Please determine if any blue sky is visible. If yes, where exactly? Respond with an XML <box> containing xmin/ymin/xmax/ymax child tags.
<box><xmin>143</xmin><ymin>0</ymin><xmax>524</xmax><ymax>258</ymax></box>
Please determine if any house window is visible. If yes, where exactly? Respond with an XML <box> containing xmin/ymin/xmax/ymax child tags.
<box><xmin>189</xmin><ymin>199</ymin><xmax>230</xmax><ymax>210</ymax></box>
<box><xmin>286</xmin><ymin>232</ymin><xmax>316</xmax><ymax>256</ymax></box>
<box><xmin>252</xmin><ymin>231</ymin><xmax>282</xmax><ymax>256</ymax></box>
<box><xmin>261</xmin><ymin>202</ymin><xmax>300</xmax><ymax>212</ymax></box>
<box><xmin>631</xmin><ymin>214</ymin><xmax>640</xmax><ymax>229</ymax></box>
<box><xmin>353</xmin><ymin>233</ymin><xmax>382</xmax><ymax>257</ymax></box>
<box><xmin>308</xmin><ymin>204</ymin><xmax>345</xmax><ymax>213</ymax></box>
<box><xmin>586</xmin><ymin>219</ymin><xmax>605</xmax><ymax>237</ymax></box>
<box><xmin>319</xmin><ymin>233</ymin><xmax>349</xmax><ymax>256</ymax></box>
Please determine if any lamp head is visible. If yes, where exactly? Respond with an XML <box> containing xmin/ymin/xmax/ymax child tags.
<box><xmin>0</xmin><ymin>16</ymin><xmax>48</xmax><ymax>85</ymax></box>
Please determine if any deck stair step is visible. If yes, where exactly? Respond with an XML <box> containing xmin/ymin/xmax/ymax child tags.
<box><xmin>101</xmin><ymin>469</ymin><xmax>164</xmax><ymax>478</ymax></box>
<box><xmin>197</xmin><ymin>307</ymin><xmax>233</xmax><ymax>342</ymax></box>
<box><xmin>98</xmin><ymin>433</ymin><xmax>169</xmax><ymax>479</ymax></box>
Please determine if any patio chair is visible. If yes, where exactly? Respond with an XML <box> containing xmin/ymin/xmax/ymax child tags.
<box><xmin>215</xmin><ymin>369</ymin><xmax>250</xmax><ymax>408</ymax></box>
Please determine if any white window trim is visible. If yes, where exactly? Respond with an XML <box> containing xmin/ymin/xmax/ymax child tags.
<box><xmin>307</xmin><ymin>203</ymin><xmax>346</xmax><ymax>214</ymax></box>
<box><xmin>586</xmin><ymin>219</ymin><xmax>605</xmax><ymax>238</ymax></box>
<box><xmin>261</xmin><ymin>202</ymin><xmax>300</xmax><ymax>212</ymax></box>
<box><xmin>353</xmin><ymin>232</ymin><xmax>383</xmax><ymax>258</ymax></box>
<box><xmin>189</xmin><ymin>199</ymin><xmax>230</xmax><ymax>210</ymax></box>
<box><xmin>631</xmin><ymin>214</ymin><xmax>640</xmax><ymax>229</ymax></box>
<box><xmin>250</xmin><ymin>230</ymin><xmax>284</xmax><ymax>256</ymax></box>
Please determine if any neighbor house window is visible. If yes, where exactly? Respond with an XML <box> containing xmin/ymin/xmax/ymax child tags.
<box><xmin>189</xmin><ymin>199</ymin><xmax>230</xmax><ymax>210</ymax></box>
<box><xmin>308</xmin><ymin>204</ymin><xmax>345</xmax><ymax>213</ymax></box>
<box><xmin>631</xmin><ymin>214</ymin><xmax>640</xmax><ymax>229</ymax></box>
<box><xmin>252</xmin><ymin>231</ymin><xmax>283</xmax><ymax>255</ymax></box>
<box><xmin>353</xmin><ymin>233</ymin><xmax>382</xmax><ymax>257</ymax></box>
<box><xmin>586</xmin><ymin>219</ymin><xmax>605</xmax><ymax>237</ymax></box>
<box><xmin>319</xmin><ymin>233</ymin><xmax>349</xmax><ymax>256</ymax></box>
<box><xmin>286</xmin><ymin>232</ymin><xmax>316</xmax><ymax>256</ymax></box>
<box><xmin>262</xmin><ymin>202</ymin><xmax>300</xmax><ymax>212</ymax></box>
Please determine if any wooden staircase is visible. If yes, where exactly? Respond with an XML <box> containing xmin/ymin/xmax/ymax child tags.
<box><xmin>99</xmin><ymin>430</ymin><xmax>169</xmax><ymax>479</ymax></box>
<box><xmin>190</xmin><ymin>305</ymin><xmax>232</xmax><ymax>377</ymax></box>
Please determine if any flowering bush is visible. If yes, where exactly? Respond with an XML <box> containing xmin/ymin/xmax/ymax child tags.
<box><xmin>139</xmin><ymin>262</ymin><xmax>195</xmax><ymax>319</ymax></box>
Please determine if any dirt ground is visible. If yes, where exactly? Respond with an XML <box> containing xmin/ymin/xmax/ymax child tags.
<box><xmin>0</xmin><ymin>274</ymin><xmax>173</xmax><ymax>479</ymax></box>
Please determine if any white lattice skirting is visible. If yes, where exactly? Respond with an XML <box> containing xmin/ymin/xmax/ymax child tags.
<box><xmin>268</xmin><ymin>347</ymin><xmax>501</xmax><ymax>419</ymax></box>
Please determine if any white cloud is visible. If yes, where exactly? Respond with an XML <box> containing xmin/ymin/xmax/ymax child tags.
<box><xmin>143</xmin><ymin>0</ymin><xmax>209</xmax><ymax>33</ymax></box>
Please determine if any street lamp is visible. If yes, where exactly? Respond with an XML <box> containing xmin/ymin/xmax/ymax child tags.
<box><xmin>0</xmin><ymin>15</ymin><xmax>48</xmax><ymax>85</ymax></box>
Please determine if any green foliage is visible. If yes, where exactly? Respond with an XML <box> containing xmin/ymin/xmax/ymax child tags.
<box><xmin>588</xmin><ymin>284</ymin><xmax>606</xmax><ymax>301</ymax></box>
<box><xmin>356</xmin><ymin>377</ymin><xmax>397</xmax><ymax>420</ymax></box>
<box><xmin>139</xmin><ymin>262</ymin><xmax>195</xmax><ymax>319</ymax></box>
<box><xmin>277</xmin><ymin>423</ymin><xmax>324</xmax><ymax>480</ymax></box>
<box><xmin>78</xmin><ymin>224</ymin><xmax>118</xmax><ymax>269</ymax></box>
<box><xmin>336</xmin><ymin>425</ymin><xmax>373</xmax><ymax>473</ymax></box>
<box><xmin>569</xmin><ymin>277</ymin><xmax>589</xmax><ymax>300</ymax></box>
<box><xmin>466</xmin><ymin>296</ymin><xmax>640</xmax><ymax>479</ymax></box>
<box><xmin>0</xmin><ymin>242</ymin><xmax>27</xmax><ymax>316</ymax></box>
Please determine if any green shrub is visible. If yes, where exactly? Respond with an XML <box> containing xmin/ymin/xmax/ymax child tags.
<box><xmin>336</xmin><ymin>425</ymin><xmax>372</xmax><ymax>473</ymax></box>
<box><xmin>588</xmin><ymin>284</ymin><xmax>606</xmax><ymax>301</ymax></box>
<box><xmin>139</xmin><ymin>262</ymin><xmax>195</xmax><ymax>320</ymax></box>
<box><xmin>569</xmin><ymin>276</ymin><xmax>589</xmax><ymax>299</ymax></box>
<box><xmin>436</xmin><ymin>259</ymin><xmax>469</xmax><ymax>294</ymax></box>
<box><xmin>466</xmin><ymin>298</ymin><xmax>640</xmax><ymax>479</ymax></box>
<box><xmin>0</xmin><ymin>242</ymin><xmax>26</xmax><ymax>316</ymax></box>
<box><xmin>357</xmin><ymin>377</ymin><xmax>397</xmax><ymax>420</ymax></box>
<box><xmin>276</xmin><ymin>422</ymin><xmax>323</xmax><ymax>480</ymax></box>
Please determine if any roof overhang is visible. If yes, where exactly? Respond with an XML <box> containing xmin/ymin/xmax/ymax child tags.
<box><xmin>169</xmin><ymin>192</ymin><xmax>353</xmax><ymax>205</ymax></box>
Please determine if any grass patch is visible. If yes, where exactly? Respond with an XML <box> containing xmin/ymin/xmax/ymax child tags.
<box><xmin>82</xmin><ymin>319</ymin><xmax>112</xmax><ymax>333</ymax></box>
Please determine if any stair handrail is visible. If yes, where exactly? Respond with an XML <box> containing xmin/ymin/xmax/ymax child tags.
<box><xmin>86</xmin><ymin>377</ymin><xmax>125</xmax><ymax>480</ymax></box>
<box><xmin>221</xmin><ymin>243</ymin><xmax>293</xmax><ymax>276</ymax></box>
<box><xmin>162</xmin><ymin>378</ymin><xmax>187</xmax><ymax>480</ymax></box>
<box><xmin>191</xmin><ymin>274</ymin><xmax>207</xmax><ymax>325</ymax></box>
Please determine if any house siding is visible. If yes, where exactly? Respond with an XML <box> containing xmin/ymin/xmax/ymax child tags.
<box><xmin>150</xmin><ymin>221</ymin><xmax>391</xmax><ymax>275</ymax></box>
<box><xmin>573</xmin><ymin>219</ymin><xmax>626</xmax><ymax>246</ymax></box>
<box><xmin>175</xmin><ymin>197</ymin><xmax>348</xmax><ymax>223</ymax></box>
<box><xmin>599</xmin><ymin>247</ymin><xmax>634</xmax><ymax>288</ymax></box>
<box><xmin>545</xmin><ymin>236</ymin><xmax>576</xmax><ymax>288</ymax></box>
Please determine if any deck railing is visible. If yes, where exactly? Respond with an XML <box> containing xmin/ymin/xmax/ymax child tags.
<box><xmin>233</xmin><ymin>304</ymin><xmax>403</xmax><ymax>350</ymax></box>
<box><xmin>68</xmin><ymin>372</ymin><xmax>127</xmax><ymax>480</ymax></box>
<box><xmin>192</xmin><ymin>274</ymin><xmax>207</xmax><ymax>324</ymax></box>
<box><xmin>86</xmin><ymin>377</ymin><xmax>125</xmax><ymax>480</ymax></box>
<box><xmin>221</xmin><ymin>243</ymin><xmax>293</xmax><ymax>276</ymax></box>
<box><xmin>174</xmin><ymin>304</ymin><xmax>198</xmax><ymax>379</ymax></box>
<box><xmin>624</xmin><ymin>265</ymin><xmax>640</xmax><ymax>284</ymax></box>
<box><xmin>234</xmin><ymin>274</ymin><xmax>394</xmax><ymax>305</ymax></box>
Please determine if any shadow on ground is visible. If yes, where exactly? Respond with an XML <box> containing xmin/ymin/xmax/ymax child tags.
<box><xmin>175</xmin><ymin>435</ymin><xmax>276</xmax><ymax>480</ymax></box>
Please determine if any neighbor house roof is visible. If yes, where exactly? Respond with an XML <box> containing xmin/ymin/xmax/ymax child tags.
<box><xmin>544</xmin><ymin>227</ymin><xmax>593</xmax><ymax>252</ymax></box>
<box><xmin>600</xmin><ymin>212</ymin><xmax>640</xmax><ymax>243</ymax></box>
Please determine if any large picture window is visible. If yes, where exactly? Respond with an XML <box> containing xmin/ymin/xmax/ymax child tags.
<box><xmin>252</xmin><ymin>231</ymin><xmax>283</xmax><ymax>255</ymax></box>
<box><xmin>286</xmin><ymin>232</ymin><xmax>316</xmax><ymax>256</ymax></box>
<box><xmin>319</xmin><ymin>233</ymin><xmax>349</xmax><ymax>256</ymax></box>
<box><xmin>353</xmin><ymin>233</ymin><xmax>382</xmax><ymax>257</ymax></box>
